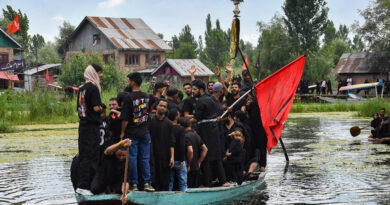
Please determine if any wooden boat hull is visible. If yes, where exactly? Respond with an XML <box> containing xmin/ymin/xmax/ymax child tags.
<box><xmin>76</xmin><ymin>172</ymin><xmax>266</xmax><ymax>205</ymax></box>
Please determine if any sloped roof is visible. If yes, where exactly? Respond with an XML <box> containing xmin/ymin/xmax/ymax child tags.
<box><xmin>24</xmin><ymin>64</ymin><xmax>61</xmax><ymax>75</ymax></box>
<box><xmin>334</xmin><ymin>53</ymin><xmax>380</xmax><ymax>74</ymax></box>
<box><xmin>151</xmin><ymin>59</ymin><xmax>214</xmax><ymax>77</ymax></box>
<box><xmin>0</xmin><ymin>27</ymin><xmax>22</xmax><ymax>48</ymax></box>
<box><xmin>71</xmin><ymin>16</ymin><xmax>171</xmax><ymax>51</ymax></box>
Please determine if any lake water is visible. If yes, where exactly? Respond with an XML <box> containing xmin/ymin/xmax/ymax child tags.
<box><xmin>0</xmin><ymin>112</ymin><xmax>389</xmax><ymax>204</ymax></box>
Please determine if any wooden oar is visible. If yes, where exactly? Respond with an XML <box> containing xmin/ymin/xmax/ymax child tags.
<box><xmin>122</xmin><ymin>147</ymin><xmax>129</xmax><ymax>204</ymax></box>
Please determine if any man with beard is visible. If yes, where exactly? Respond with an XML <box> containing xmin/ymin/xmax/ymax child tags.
<box><xmin>225</xmin><ymin>82</ymin><xmax>245</xmax><ymax>114</ymax></box>
<box><xmin>120</xmin><ymin>72</ymin><xmax>154</xmax><ymax>192</ymax></box>
<box><xmin>191</xmin><ymin>80</ymin><xmax>228</xmax><ymax>187</ymax></box>
<box><xmin>240</xmin><ymin>70</ymin><xmax>253</xmax><ymax>91</ymax></box>
<box><xmin>149</xmin><ymin>99</ymin><xmax>175</xmax><ymax>191</ymax></box>
<box><xmin>182</xmin><ymin>83</ymin><xmax>196</xmax><ymax>119</ymax></box>
<box><xmin>108</xmin><ymin>98</ymin><xmax>122</xmax><ymax>143</ymax></box>
<box><xmin>207</xmin><ymin>81</ymin><xmax>215</xmax><ymax>96</ymax></box>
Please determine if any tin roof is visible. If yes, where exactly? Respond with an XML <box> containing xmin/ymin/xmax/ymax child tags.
<box><xmin>334</xmin><ymin>53</ymin><xmax>380</xmax><ymax>74</ymax></box>
<box><xmin>72</xmin><ymin>16</ymin><xmax>171</xmax><ymax>51</ymax></box>
<box><xmin>151</xmin><ymin>59</ymin><xmax>214</xmax><ymax>77</ymax></box>
<box><xmin>24</xmin><ymin>64</ymin><xmax>61</xmax><ymax>75</ymax></box>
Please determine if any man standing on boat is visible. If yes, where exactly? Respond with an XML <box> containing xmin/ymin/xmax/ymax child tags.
<box><xmin>76</xmin><ymin>64</ymin><xmax>104</xmax><ymax>195</ymax></box>
<box><xmin>191</xmin><ymin>80</ymin><xmax>229</xmax><ymax>187</ymax></box>
<box><xmin>120</xmin><ymin>72</ymin><xmax>155</xmax><ymax>192</ymax></box>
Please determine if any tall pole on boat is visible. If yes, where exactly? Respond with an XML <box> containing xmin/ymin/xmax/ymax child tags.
<box><xmin>230</xmin><ymin>0</ymin><xmax>289</xmax><ymax>162</ymax></box>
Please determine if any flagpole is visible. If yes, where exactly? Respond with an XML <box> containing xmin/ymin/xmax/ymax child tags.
<box><xmin>237</xmin><ymin>47</ymin><xmax>253</xmax><ymax>83</ymax></box>
<box><xmin>279</xmin><ymin>138</ymin><xmax>289</xmax><ymax>161</ymax></box>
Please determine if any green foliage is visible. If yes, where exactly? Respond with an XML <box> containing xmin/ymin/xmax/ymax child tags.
<box><xmin>1</xmin><ymin>5</ymin><xmax>29</xmax><ymax>50</ymax></box>
<box><xmin>320</xmin><ymin>38</ymin><xmax>352</xmax><ymax>66</ymax></box>
<box><xmin>301</xmin><ymin>50</ymin><xmax>334</xmax><ymax>82</ymax></box>
<box><xmin>283</xmin><ymin>0</ymin><xmax>329</xmax><ymax>52</ymax></box>
<box><xmin>59</xmin><ymin>52</ymin><xmax>127</xmax><ymax>91</ymax></box>
<box><xmin>38</xmin><ymin>42</ymin><xmax>61</xmax><ymax>64</ymax></box>
<box><xmin>323</xmin><ymin>20</ymin><xmax>337</xmax><ymax>44</ymax></box>
<box><xmin>30</xmin><ymin>34</ymin><xmax>45</xmax><ymax>66</ymax></box>
<box><xmin>178</xmin><ymin>25</ymin><xmax>198</xmax><ymax>51</ymax></box>
<box><xmin>56</xmin><ymin>21</ymin><xmax>75</xmax><ymax>60</ymax></box>
<box><xmin>175</xmin><ymin>42</ymin><xmax>197</xmax><ymax>59</ymax></box>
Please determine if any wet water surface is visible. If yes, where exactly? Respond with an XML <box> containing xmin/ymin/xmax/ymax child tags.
<box><xmin>0</xmin><ymin>113</ymin><xmax>389</xmax><ymax>204</ymax></box>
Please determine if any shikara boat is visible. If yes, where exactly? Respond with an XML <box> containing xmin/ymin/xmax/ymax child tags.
<box><xmin>75</xmin><ymin>172</ymin><xmax>265</xmax><ymax>205</ymax></box>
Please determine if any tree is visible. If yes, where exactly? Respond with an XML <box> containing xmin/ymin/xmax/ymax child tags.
<box><xmin>175</xmin><ymin>42</ymin><xmax>197</xmax><ymax>59</ymax></box>
<box><xmin>1</xmin><ymin>5</ymin><xmax>29</xmax><ymax>51</ymax></box>
<box><xmin>31</xmin><ymin>34</ymin><xmax>45</xmax><ymax>70</ymax></box>
<box><xmin>282</xmin><ymin>0</ymin><xmax>329</xmax><ymax>52</ymax></box>
<box><xmin>39</xmin><ymin>42</ymin><xmax>61</xmax><ymax>64</ymax></box>
<box><xmin>351</xmin><ymin>34</ymin><xmax>364</xmax><ymax>52</ymax></box>
<box><xmin>56</xmin><ymin>21</ymin><xmax>75</xmax><ymax>60</ymax></box>
<box><xmin>323</xmin><ymin>20</ymin><xmax>337</xmax><ymax>44</ymax></box>
<box><xmin>178</xmin><ymin>25</ymin><xmax>197</xmax><ymax>51</ymax></box>
<box><xmin>59</xmin><ymin>52</ymin><xmax>126</xmax><ymax>90</ymax></box>
<box><xmin>336</xmin><ymin>24</ymin><xmax>350</xmax><ymax>42</ymax></box>
<box><xmin>256</xmin><ymin>16</ymin><xmax>293</xmax><ymax>77</ymax></box>
<box><xmin>157</xmin><ymin>33</ymin><xmax>164</xmax><ymax>40</ymax></box>
<box><xmin>358</xmin><ymin>0</ymin><xmax>390</xmax><ymax>73</ymax></box>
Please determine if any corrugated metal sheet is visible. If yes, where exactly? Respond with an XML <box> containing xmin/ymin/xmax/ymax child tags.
<box><xmin>334</xmin><ymin>53</ymin><xmax>379</xmax><ymax>74</ymax></box>
<box><xmin>152</xmin><ymin>59</ymin><xmax>214</xmax><ymax>77</ymax></box>
<box><xmin>24</xmin><ymin>64</ymin><xmax>61</xmax><ymax>75</ymax></box>
<box><xmin>87</xmin><ymin>16</ymin><xmax>171</xmax><ymax>51</ymax></box>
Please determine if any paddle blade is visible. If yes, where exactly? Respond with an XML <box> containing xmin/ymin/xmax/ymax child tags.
<box><xmin>350</xmin><ymin>126</ymin><xmax>361</xmax><ymax>137</ymax></box>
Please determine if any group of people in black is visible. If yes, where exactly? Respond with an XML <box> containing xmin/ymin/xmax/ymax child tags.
<box><xmin>368</xmin><ymin>108</ymin><xmax>390</xmax><ymax>144</ymax></box>
<box><xmin>71</xmin><ymin>63</ymin><xmax>268</xmax><ymax>202</ymax></box>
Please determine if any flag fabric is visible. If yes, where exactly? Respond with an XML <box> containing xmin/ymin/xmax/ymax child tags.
<box><xmin>254</xmin><ymin>55</ymin><xmax>306</xmax><ymax>153</ymax></box>
<box><xmin>45</xmin><ymin>68</ymin><xmax>50</xmax><ymax>84</ymax></box>
<box><xmin>254</xmin><ymin>53</ymin><xmax>260</xmax><ymax>71</ymax></box>
<box><xmin>7</xmin><ymin>14</ymin><xmax>20</xmax><ymax>35</ymax></box>
<box><xmin>241</xmin><ymin>56</ymin><xmax>248</xmax><ymax>71</ymax></box>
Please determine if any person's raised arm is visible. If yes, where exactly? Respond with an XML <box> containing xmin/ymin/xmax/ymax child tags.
<box><xmin>225</xmin><ymin>63</ymin><xmax>233</xmax><ymax>86</ymax></box>
<box><xmin>190</xmin><ymin>65</ymin><xmax>196</xmax><ymax>81</ymax></box>
<box><xmin>104</xmin><ymin>139</ymin><xmax>132</xmax><ymax>155</ymax></box>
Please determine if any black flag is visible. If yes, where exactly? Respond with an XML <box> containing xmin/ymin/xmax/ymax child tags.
<box><xmin>254</xmin><ymin>52</ymin><xmax>260</xmax><ymax>71</ymax></box>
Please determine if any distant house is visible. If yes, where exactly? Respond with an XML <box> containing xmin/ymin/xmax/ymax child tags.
<box><xmin>0</xmin><ymin>28</ymin><xmax>23</xmax><ymax>89</ymax></box>
<box><xmin>333</xmin><ymin>53</ymin><xmax>389</xmax><ymax>84</ymax></box>
<box><xmin>151</xmin><ymin>59</ymin><xmax>214</xmax><ymax>85</ymax></box>
<box><xmin>65</xmin><ymin>16</ymin><xmax>171</xmax><ymax>71</ymax></box>
<box><xmin>23</xmin><ymin>64</ymin><xmax>61</xmax><ymax>91</ymax></box>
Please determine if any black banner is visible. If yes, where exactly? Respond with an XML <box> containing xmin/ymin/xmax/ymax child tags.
<box><xmin>0</xmin><ymin>59</ymin><xmax>25</xmax><ymax>72</ymax></box>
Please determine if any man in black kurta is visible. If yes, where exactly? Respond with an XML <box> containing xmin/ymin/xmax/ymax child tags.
<box><xmin>191</xmin><ymin>80</ymin><xmax>227</xmax><ymax>187</ymax></box>
<box><xmin>149</xmin><ymin>99</ymin><xmax>175</xmax><ymax>191</ymax></box>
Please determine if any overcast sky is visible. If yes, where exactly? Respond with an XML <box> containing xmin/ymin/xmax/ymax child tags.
<box><xmin>0</xmin><ymin>0</ymin><xmax>372</xmax><ymax>45</ymax></box>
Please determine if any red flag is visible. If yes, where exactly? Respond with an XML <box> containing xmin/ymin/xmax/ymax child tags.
<box><xmin>254</xmin><ymin>55</ymin><xmax>306</xmax><ymax>153</ymax></box>
<box><xmin>241</xmin><ymin>56</ymin><xmax>248</xmax><ymax>71</ymax></box>
<box><xmin>46</xmin><ymin>68</ymin><xmax>50</xmax><ymax>84</ymax></box>
<box><xmin>7</xmin><ymin>14</ymin><xmax>20</xmax><ymax>35</ymax></box>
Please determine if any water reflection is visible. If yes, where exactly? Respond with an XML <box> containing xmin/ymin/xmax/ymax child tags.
<box><xmin>0</xmin><ymin>113</ymin><xmax>389</xmax><ymax>204</ymax></box>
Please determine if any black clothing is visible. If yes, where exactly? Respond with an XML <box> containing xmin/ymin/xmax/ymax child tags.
<box><xmin>182</xmin><ymin>96</ymin><xmax>196</xmax><ymax>116</ymax></box>
<box><xmin>77</xmin><ymin>82</ymin><xmax>102</xmax><ymax>125</ymax></box>
<box><xmin>185</xmin><ymin>130</ymin><xmax>204</xmax><ymax>171</ymax></box>
<box><xmin>241</xmin><ymin>80</ymin><xmax>252</xmax><ymax>92</ymax></box>
<box><xmin>225</xmin><ymin>93</ymin><xmax>245</xmax><ymax>114</ymax></box>
<box><xmin>70</xmin><ymin>155</ymin><xmax>79</xmax><ymax>191</ymax></box>
<box><xmin>149</xmin><ymin>116</ymin><xmax>175</xmax><ymax>191</ymax></box>
<box><xmin>120</xmin><ymin>91</ymin><xmax>151</xmax><ymax>139</ymax></box>
<box><xmin>108</xmin><ymin>110</ymin><xmax>122</xmax><ymax>143</ymax></box>
<box><xmin>77</xmin><ymin>124</ymin><xmax>100</xmax><ymax>189</ymax></box>
<box><xmin>247</xmin><ymin>99</ymin><xmax>267</xmax><ymax>168</ymax></box>
<box><xmin>228</xmin><ymin>139</ymin><xmax>243</xmax><ymax>164</ymax></box>
<box><xmin>187</xmin><ymin>170</ymin><xmax>201</xmax><ymax>188</ymax></box>
<box><xmin>201</xmin><ymin>160</ymin><xmax>226</xmax><ymax>186</ymax></box>
<box><xmin>371</xmin><ymin>118</ymin><xmax>381</xmax><ymax>138</ymax></box>
<box><xmin>167</xmin><ymin>99</ymin><xmax>179</xmax><ymax>111</ymax></box>
<box><xmin>173</xmin><ymin>125</ymin><xmax>186</xmax><ymax>162</ymax></box>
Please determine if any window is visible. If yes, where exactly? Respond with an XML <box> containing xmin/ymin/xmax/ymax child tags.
<box><xmin>103</xmin><ymin>54</ymin><xmax>114</xmax><ymax>64</ymax></box>
<box><xmin>92</xmin><ymin>34</ymin><xmax>100</xmax><ymax>46</ymax></box>
<box><xmin>125</xmin><ymin>54</ymin><xmax>139</xmax><ymax>65</ymax></box>
<box><xmin>151</xmin><ymin>55</ymin><xmax>160</xmax><ymax>65</ymax></box>
<box><xmin>0</xmin><ymin>53</ymin><xmax>9</xmax><ymax>64</ymax></box>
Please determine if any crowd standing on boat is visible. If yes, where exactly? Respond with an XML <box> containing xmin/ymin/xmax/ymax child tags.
<box><xmin>368</xmin><ymin>108</ymin><xmax>390</xmax><ymax>144</ymax></box>
<box><xmin>70</xmin><ymin>63</ymin><xmax>268</xmax><ymax>200</ymax></box>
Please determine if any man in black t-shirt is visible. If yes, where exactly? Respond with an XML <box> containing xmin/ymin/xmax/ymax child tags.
<box><xmin>179</xmin><ymin>117</ymin><xmax>207</xmax><ymax>188</ymax></box>
<box><xmin>149</xmin><ymin>99</ymin><xmax>175</xmax><ymax>191</ymax></box>
<box><xmin>120</xmin><ymin>72</ymin><xmax>155</xmax><ymax>192</ymax></box>
<box><xmin>166</xmin><ymin>88</ymin><xmax>180</xmax><ymax>111</ymax></box>
<box><xmin>76</xmin><ymin>64</ymin><xmax>104</xmax><ymax>195</ymax></box>
<box><xmin>225</xmin><ymin>82</ymin><xmax>245</xmax><ymax>114</ymax></box>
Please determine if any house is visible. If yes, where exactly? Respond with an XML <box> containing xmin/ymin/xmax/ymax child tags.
<box><xmin>23</xmin><ymin>64</ymin><xmax>61</xmax><ymax>91</ymax></box>
<box><xmin>334</xmin><ymin>53</ymin><xmax>389</xmax><ymax>84</ymax></box>
<box><xmin>0</xmin><ymin>27</ymin><xmax>23</xmax><ymax>89</ymax></box>
<box><xmin>65</xmin><ymin>16</ymin><xmax>171</xmax><ymax>71</ymax></box>
<box><xmin>151</xmin><ymin>59</ymin><xmax>214</xmax><ymax>85</ymax></box>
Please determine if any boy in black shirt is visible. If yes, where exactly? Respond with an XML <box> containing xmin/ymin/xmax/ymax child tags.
<box><xmin>76</xmin><ymin>64</ymin><xmax>104</xmax><ymax>195</ymax></box>
<box><xmin>226</xmin><ymin>130</ymin><xmax>244</xmax><ymax>185</ymax></box>
<box><xmin>120</xmin><ymin>72</ymin><xmax>154</xmax><ymax>192</ymax></box>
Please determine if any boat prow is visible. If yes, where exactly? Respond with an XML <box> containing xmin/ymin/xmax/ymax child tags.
<box><xmin>76</xmin><ymin>172</ymin><xmax>266</xmax><ymax>205</ymax></box>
